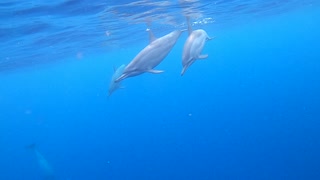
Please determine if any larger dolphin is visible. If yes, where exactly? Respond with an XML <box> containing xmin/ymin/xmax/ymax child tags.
<box><xmin>27</xmin><ymin>144</ymin><xmax>55</xmax><ymax>180</ymax></box>
<box><xmin>115</xmin><ymin>29</ymin><xmax>184</xmax><ymax>82</ymax></box>
<box><xmin>181</xmin><ymin>18</ymin><xmax>213</xmax><ymax>76</ymax></box>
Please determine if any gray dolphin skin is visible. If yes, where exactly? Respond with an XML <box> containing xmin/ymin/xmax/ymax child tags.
<box><xmin>115</xmin><ymin>29</ymin><xmax>184</xmax><ymax>82</ymax></box>
<box><xmin>108</xmin><ymin>64</ymin><xmax>126</xmax><ymax>96</ymax></box>
<box><xmin>27</xmin><ymin>144</ymin><xmax>55</xmax><ymax>180</ymax></box>
<box><xmin>181</xmin><ymin>18</ymin><xmax>212</xmax><ymax>76</ymax></box>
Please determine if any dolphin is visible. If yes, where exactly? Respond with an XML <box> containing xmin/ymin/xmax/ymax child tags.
<box><xmin>115</xmin><ymin>29</ymin><xmax>184</xmax><ymax>82</ymax></box>
<box><xmin>108</xmin><ymin>64</ymin><xmax>126</xmax><ymax>96</ymax></box>
<box><xmin>27</xmin><ymin>144</ymin><xmax>55</xmax><ymax>180</ymax></box>
<box><xmin>181</xmin><ymin>18</ymin><xmax>213</xmax><ymax>76</ymax></box>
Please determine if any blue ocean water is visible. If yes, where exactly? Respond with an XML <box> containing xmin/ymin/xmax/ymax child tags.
<box><xmin>1</xmin><ymin>0</ymin><xmax>320</xmax><ymax>180</ymax></box>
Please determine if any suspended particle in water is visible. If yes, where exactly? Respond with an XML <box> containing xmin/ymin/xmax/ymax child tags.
<box><xmin>25</xmin><ymin>109</ymin><xmax>32</xmax><ymax>115</ymax></box>
<box><xmin>76</xmin><ymin>52</ymin><xmax>83</xmax><ymax>59</ymax></box>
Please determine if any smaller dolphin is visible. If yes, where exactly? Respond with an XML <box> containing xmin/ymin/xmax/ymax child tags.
<box><xmin>108</xmin><ymin>64</ymin><xmax>126</xmax><ymax>96</ymax></box>
<box><xmin>115</xmin><ymin>29</ymin><xmax>184</xmax><ymax>82</ymax></box>
<box><xmin>181</xmin><ymin>18</ymin><xmax>213</xmax><ymax>76</ymax></box>
<box><xmin>27</xmin><ymin>144</ymin><xmax>55</xmax><ymax>180</ymax></box>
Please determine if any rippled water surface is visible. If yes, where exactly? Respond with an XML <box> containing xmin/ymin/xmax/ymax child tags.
<box><xmin>0</xmin><ymin>0</ymin><xmax>318</xmax><ymax>71</ymax></box>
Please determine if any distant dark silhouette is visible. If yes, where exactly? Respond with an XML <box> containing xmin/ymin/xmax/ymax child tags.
<box><xmin>27</xmin><ymin>144</ymin><xmax>55</xmax><ymax>180</ymax></box>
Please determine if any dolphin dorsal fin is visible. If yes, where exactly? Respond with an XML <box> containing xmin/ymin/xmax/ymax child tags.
<box><xmin>186</xmin><ymin>16</ymin><xmax>192</xmax><ymax>35</ymax></box>
<box><xmin>146</xmin><ymin>28</ymin><xmax>156</xmax><ymax>43</ymax></box>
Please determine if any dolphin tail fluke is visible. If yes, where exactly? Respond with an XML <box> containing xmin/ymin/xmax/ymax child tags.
<box><xmin>147</xmin><ymin>69</ymin><xmax>164</xmax><ymax>74</ymax></box>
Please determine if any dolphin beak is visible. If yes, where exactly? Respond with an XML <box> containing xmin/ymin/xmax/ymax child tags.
<box><xmin>181</xmin><ymin>66</ymin><xmax>188</xmax><ymax>76</ymax></box>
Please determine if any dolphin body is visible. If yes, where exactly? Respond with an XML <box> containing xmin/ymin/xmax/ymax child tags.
<box><xmin>181</xmin><ymin>18</ymin><xmax>213</xmax><ymax>76</ymax></box>
<box><xmin>108</xmin><ymin>64</ymin><xmax>126</xmax><ymax>96</ymax></box>
<box><xmin>27</xmin><ymin>144</ymin><xmax>55</xmax><ymax>180</ymax></box>
<box><xmin>115</xmin><ymin>29</ymin><xmax>184</xmax><ymax>82</ymax></box>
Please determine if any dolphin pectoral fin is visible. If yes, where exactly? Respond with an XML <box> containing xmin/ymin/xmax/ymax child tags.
<box><xmin>207</xmin><ymin>36</ymin><xmax>215</xmax><ymax>40</ymax></box>
<box><xmin>147</xmin><ymin>69</ymin><xmax>164</xmax><ymax>74</ymax></box>
<box><xmin>198</xmin><ymin>54</ymin><xmax>208</xmax><ymax>59</ymax></box>
<box><xmin>147</xmin><ymin>28</ymin><xmax>156</xmax><ymax>43</ymax></box>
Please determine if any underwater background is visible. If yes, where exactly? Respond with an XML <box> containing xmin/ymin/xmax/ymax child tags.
<box><xmin>1</xmin><ymin>0</ymin><xmax>320</xmax><ymax>179</ymax></box>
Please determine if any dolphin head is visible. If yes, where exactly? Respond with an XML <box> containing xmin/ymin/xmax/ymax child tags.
<box><xmin>108</xmin><ymin>81</ymin><xmax>119</xmax><ymax>96</ymax></box>
<box><xmin>108</xmin><ymin>64</ymin><xmax>126</xmax><ymax>96</ymax></box>
<box><xmin>181</xmin><ymin>58</ymin><xmax>195</xmax><ymax>76</ymax></box>
<box><xmin>181</xmin><ymin>62</ymin><xmax>191</xmax><ymax>76</ymax></box>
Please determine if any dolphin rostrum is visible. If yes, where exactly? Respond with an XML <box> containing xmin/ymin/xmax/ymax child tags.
<box><xmin>115</xmin><ymin>29</ymin><xmax>184</xmax><ymax>82</ymax></box>
<box><xmin>27</xmin><ymin>144</ymin><xmax>55</xmax><ymax>180</ymax></box>
<box><xmin>108</xmin><ymin>64</ymin><xmax>126</xmax><ymax>96</ymax></box>
<box><xmin>181</xmin><ymin>18</ymin><xmax>213</xmax><ymax>76</ymax></box>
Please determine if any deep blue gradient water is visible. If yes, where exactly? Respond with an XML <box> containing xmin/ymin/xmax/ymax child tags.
<box><xmin>1</xmin><ymin>1</ymin><xmax>320</xmax><ymax>180</ymax></box>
